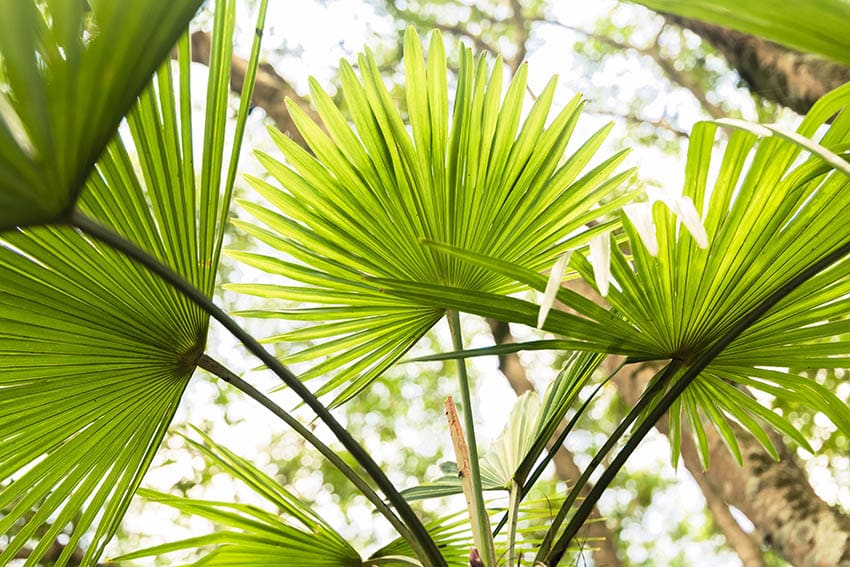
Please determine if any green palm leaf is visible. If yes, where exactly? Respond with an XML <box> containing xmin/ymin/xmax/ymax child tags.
<box><xmin>124</xmin><ymin>430</ymin><xmax>575</xmax><ymax>567</ymax></box>
<box><xmin>0</xmin><ymin>0</ymin><xmax>201</xmax><ymax>230</ymax></box>
<box><xmin>0</xmin><ymin>2</ymin><xmax>267</xmax><ymax>564</ymax></box>
<box><xmin>569</xmin><ymin>84</ymin><xmax>850</xmax><ymax>464</ymax></box>
<box><xmin>227</xmin><ymin>27</ymin><xmax>632</xmax><ymax>406</ymax></box>
<box><xmin>538</xmin><ymin>85</ymin><xmax>850</xmax><ymax>559</ymax></box>
<box><xmin>592</xmin><ymin>88</ymin><xmax>850</xmax><ymax>465</ymax></box>
<box><xmin>414</xmin><ymin>84</ymin><xmax>850</xmax><ymax>467</ymax></box>
<box><xmin>113</xmin><ymin>429</ymin><xmax>361</xmax><ymax>567</ymax></box>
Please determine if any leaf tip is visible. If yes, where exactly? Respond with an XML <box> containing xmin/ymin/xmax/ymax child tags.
<box><xmin>537</xmin><ymin>251</ymin><xmax>571</xmax><ymax>328</ymax></box>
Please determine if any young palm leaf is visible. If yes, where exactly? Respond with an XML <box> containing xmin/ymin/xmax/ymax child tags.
<box><xmin>227</xmin><ymin>27</ymin><xmax>633</xmax><ymax>407</ymax></box>
<box><xmin>0</xmin><ymin>2</ymin><xmax>267</xmax><ymax>564</ymax></box>
<box><xmin>402</xmin><ymin>351</ymin><xmax>604</xmax><ymax>500</ymax></box>
<box><xmin>113</xmin><ymin>430</ymin><xmax>361</xmax><ymax>567</ymax></box>
<box><xmin>0</xmin><ymin>0</ymin><xmax>201</xmax><ymax>230</ymax></box>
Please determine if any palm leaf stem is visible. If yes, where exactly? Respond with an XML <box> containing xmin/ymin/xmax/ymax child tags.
<box><xmin>535</xmin><ymin>360</ymin><xmax>684</xmax><ymax>562</ymax></box>
<box><xmin>196</xmin><ymin>354</ymin><xmax>414</xmax><ymax>546</ymax></box>
<box><xmin>447</xmin><ymin>309</ymin><xmax>495</xmax><ymax>565</ymax></box>
<box><xmin>491</xmin><ymin>357</ymin><xmax>626</xmax><ymax>536</ymax></box>
<box><xmin>505</xmin><ymin>480</ymin><xmax>521</xmax><ymax>567</ymax></box>
<box><xmin>67</xmin><ymin>209</ymin><xmax>446</xmax><ymax>566</ymax></box>
<box><xmin>516</xmin><ymin>357</ymin><xmax>626</xmax><ymax>488</ymax></box>
<box><xmin>545</xmin><ymin>235</ymin><xmax>850</xmax><ymax>566</ymax></box>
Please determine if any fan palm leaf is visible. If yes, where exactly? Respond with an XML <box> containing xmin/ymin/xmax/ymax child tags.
<box><xmin>0</xmin><ymin>0</ymin><xmax>201</xmax><ymax>230</ymax></box>
<box><xmin>120</xmin><ymin>429</ymin><xmax>576</xmax><ymax>567</ymax></box>
<box><xmin>227</xmin><ymin>27</ymin><xmax>633</xmax><ymax>406</ymax></box>
<box><xmin>537</xmin><ymin>90</ymin><xmax>850</xmax><ymax>560</ymax></box>
<box><xmin>413</xmin><ymin>83</ymin><xmax>850</xmax><ymax>467</ymax></box>
<box><xmin>580</xmin><ymin>86</ymin><xmax>850</xmax><ymax>463</ymax></box>
<box><xmin>0</xmin><ymin>2</ymin><xmax>267</xmax><ymax>564</ymax></box>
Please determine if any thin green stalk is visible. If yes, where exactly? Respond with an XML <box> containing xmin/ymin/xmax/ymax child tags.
<box><xmin>69</xmin><ymin>210</ymin><xmax>446</xmax><ymax>567</ymax></box>
<box><xmin>534</xmin><ymin>360</ymin><xmax>683</xmax><ymax>562</ymax></box>
<box><xmin>544</xmin><ymin>238</ymin><xmax>850</xmax><ymax>566</ymax></box>
<box><xmin>523</xmin><ymin>358</ymin><xmax>625</xmax><ymax>491</ymax></box>
<box><xmin>446</xmin><ymin>310</ymin><xmax>495</xmax><ymax>566</ymax></box>
<box><xmin>505</xmin><ymin>480</ymin><xmax>521</xmax><ymax>567</ymax></box>
<box><xmin>197</xmin><ymin>354</ymin><xmax>415</xmax><ymax>546</ymax></box>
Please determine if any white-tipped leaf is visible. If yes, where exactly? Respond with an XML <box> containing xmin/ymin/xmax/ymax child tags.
<box><xmin>590</xmin><ymin>232</ymin><xmax>611</xmax><ymax>296</ymax></box>
<box><xmin>623</xmin><ymin>201</ymin><xmax>659</xmax><ymax>256</ymax></box>
<box><xmin>537</xmin><ymin>251</ymin><xmax>572</xmax><ymax>328</ymax></box>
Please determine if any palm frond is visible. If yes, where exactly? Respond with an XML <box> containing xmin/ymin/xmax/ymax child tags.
<box><xmin>227</xmin><ymin>27</ymin><xmax>632</xmax><ymax>406</ymax></box>
<box><xmin>113</xmin><ymin>429</ymin><xmax>361</xmax><ymax>567</ymax></box>
<box><xmin>0</xmin><ymin>0</ymin><xmax>201</xmax><ymax>229</ymax></box>
<box><xmin>571</xmin><ymin>84</ymin><xmax>850</xmax><ymax>464</ymax></box>
<box><xmin>123</xmin><ymin>429</ymin><xmax>590</xmax><ymax>567</ymax></box>
<box><xmin>0</xmin><ymin>2</ymin><xmax>267</xmax><ymax>563</ymax></box>
<box><xmin>412</xmin><ymin>83</ymin><xmax>850</xmax><ymax>466</ymax></box>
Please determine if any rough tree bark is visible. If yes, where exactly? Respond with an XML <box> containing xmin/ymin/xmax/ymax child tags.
<box><xmin>666</xmin><ymin>15</ymin><xmax>850</xmax><ymax>115</ymax></box>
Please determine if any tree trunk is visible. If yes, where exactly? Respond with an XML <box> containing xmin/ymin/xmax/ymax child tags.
<box><xmin>612</xmin><ymin>355</ymin><xmax>850</xmax><ymax>567</ymax></box>
<box><xmin>665</xmin><ymin>15</ymin><xmax>850</xmax><ymax>115</ymax></box>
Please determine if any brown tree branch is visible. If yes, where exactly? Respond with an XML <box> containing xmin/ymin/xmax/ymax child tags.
<box><xmin>384</xmin><ymin>1</ymin><xmax>500</xmax><ymax>57</ymax></box>
<box><xmin>506</xmin><ymin>0</ymin><xmax>529</xmax><ymax>74</ymax></box>
<box><xmin>540</xmin><ymin>19</ymin><xmax>725</xmax><ymax>119</ymax></box>
<box><xmin>189</xmin><ymin>31</ymin><xmax>321</xmax><ymax>148</ymax></box>
<box><xmin>584</xmin><ymin>105</ymin><xmax>689</xmax><ymax>138</ymax></box>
